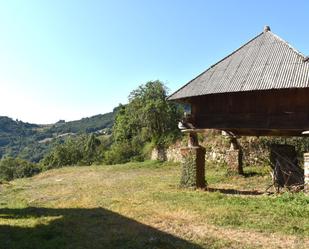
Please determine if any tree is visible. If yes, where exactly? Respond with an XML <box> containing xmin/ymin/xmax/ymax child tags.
<box><xmin>84</xmin><ymin>134</ymin><xmax>101</xmax><ymax>165</ymax></box>
<box><xmin>40</xmin><ymin>137</ymin><xmax>85</xmax><ymax>169</ymax></box>
<box><xmin>109</xmin><ymin>81</ymin><xmax>182</xmax><ymax>163</ymax></box>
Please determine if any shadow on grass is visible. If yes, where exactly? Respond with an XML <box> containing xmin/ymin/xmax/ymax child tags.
<box><xmin>207</xmin><ymin>187</ymin><xmax>264</xmax><ymax>196</ymax></box>
<box><xmin>242</xmin><ymin>172</ymin><xmax>261</xmax><ymax>178</ymax></box>
<box><xmin>0</xmin><ymin>207</ymin><xmax>203</xmax><ymax>249</ymax></box>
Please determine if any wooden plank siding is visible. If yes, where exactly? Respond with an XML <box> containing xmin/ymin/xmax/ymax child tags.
<box><xmin>187</xmin><ymin>89</ymin><xmax>309</xmax><ymax>136</ymax></box>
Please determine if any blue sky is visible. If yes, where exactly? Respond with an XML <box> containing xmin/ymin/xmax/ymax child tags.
<box><xmin>0</xmin><ymin>0</ymin><xmax>308</xmax><ymax>124</ymax></box>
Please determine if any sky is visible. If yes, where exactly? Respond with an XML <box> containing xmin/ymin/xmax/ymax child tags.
<box><xmin>0</xmin><ymin>0</ymin><xmax>308</xmax><ymax>124</ymax></box>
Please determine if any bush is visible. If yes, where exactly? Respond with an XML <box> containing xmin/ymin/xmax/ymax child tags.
<box><xmin>104</xmin><ymin>142</ymin><xmax>141</xmax><ymax>165</ymax></box>
<box><xmin>40</xmin><ymin>134</ymin><xmax>106</xmax><ymax>170</ymax></box>
<box><xmin>0</xmin><ymin>157</ymin><xmax>40</xmax><ymax>181</ymax></box>
<box><xmin>40</xmin><ymin>139</ymin><xmax>84</xmax><ymax>170</ymax></box>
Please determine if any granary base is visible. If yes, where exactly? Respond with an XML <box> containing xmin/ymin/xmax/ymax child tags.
<box><xmin>226</xmin><ymin>149</ymin><xmax>243</xmax><ymax>175</ymax></box>
<box><xmin>304</xmin><ymin>153</ymin><xmax>309</xmax><ymax>193</ymax></box>
<box><xmin>179</xmin><ymin>146</ymin><xmax>206</xmax><ymax>189</ymax></box>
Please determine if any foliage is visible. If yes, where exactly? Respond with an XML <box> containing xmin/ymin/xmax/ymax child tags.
<box><xmin>236</xmin><ymin>136</ymin><xmax>309</xmax><ymax>167</ymax></box>
<box><xmin>104</xmin><ymin>141</ymin><xmax>142</xmax><ymax>165</ymax></box>
<box><xmin>114</xmin><ymin>81</ymin><xmax>181</xmax><ymax>146</ymax></box>
<box><xmin>0</xmin><ymin>110</ymin><xmax>116</xmax><ymax>162</ymax></box>
<box><xmin>40</xmin><ymin>134</ymin><xmax>104</xmax><ymax>170</ymax></box>
<box><xmin>84</xmin><ymin>134</ymin><xmax>103</xmax><ymax>165</ymax></box>
<box><xmin>0</xmin><ymin>157</ymin><xmax>40</xmax><ymax>181</ymax></box>
<box><xmin>48</xmin><ymin>110</ymin><xmax>116</xmax><ymax>134</ymax></box>
<box><xmin>259</xmin><ymin>137</ymin><xmax>309</xmax><ymax>161</ymax></box>
<box><xmin>109</xmin><ymin>81</ymin><xmax>182</xmax><ymax>164</ymax></box>
<box><xmin>0</xmin><ymin>81</ymin><xmax>181</xmax><ymax>167</ymax></box>
<box><xmin>41</xmin><ymin>140</ymin><xmax>83</xmax><ymax>170</ymax></box>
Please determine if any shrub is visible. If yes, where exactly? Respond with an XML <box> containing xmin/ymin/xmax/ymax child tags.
<box><xmin>104</xmin><ymin>142</ymin><xmax>141</xmax><ymax>165</ymax></box>
<box><xmin>40</xmin><ymin>133</ymin><xmax>109</xmax><ymax>169</ymax></box>
<box><xmin>40</xmin><ymin>140</ymin><xmax>84</xmax><ymax>170</ymax></box>
<box><xmin>0</xmin><ymin>157</ymin><xmax>40</xmax><ymax>181</ymax></box>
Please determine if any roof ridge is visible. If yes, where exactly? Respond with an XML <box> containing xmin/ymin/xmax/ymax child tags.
<box><xmin>168</xmin><ymin>32</ymin><xmax>264</xmax><ymax>100</ymax></box>
<box><xmin>269</xmin><ymin>31</ymin><xmax>306</xmax><ymax>60</ymax></box>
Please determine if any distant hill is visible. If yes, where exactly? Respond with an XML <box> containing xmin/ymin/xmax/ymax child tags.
<box><xmin>0</xmin><ymin>108</ymin><xmax>118</xmax><ymax>162</ymax></box>
<box><xmin>47</xmin><ymin>112</ymin><xmax>115</xmax><ymax>134</ymax></box>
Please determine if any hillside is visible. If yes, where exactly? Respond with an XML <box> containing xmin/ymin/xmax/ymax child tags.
<box><xmin>46</xmin><ymin>111</ymin><xmax>115</xmax><ymax>134</ymax></box>
<box><xmin>0</xmin><ymin>161</ymin><xmax>308</xmax><ymax>249</ymax></box>
<box><xmin>0</xmin><ymin>108</ymin><xmax>117</xmax><ymax>162</ymax></box>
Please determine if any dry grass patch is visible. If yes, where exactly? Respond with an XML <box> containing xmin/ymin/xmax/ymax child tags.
<box><xmin>0</xmin><ymin>161</ymin><xmax>308</xmax><ymax>249</ymax></box>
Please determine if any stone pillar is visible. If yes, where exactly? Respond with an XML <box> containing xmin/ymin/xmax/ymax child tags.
<box><xmin>304</xmin><ymin>153</ymin><xmax>309</xmax><ymax>193</ymax></box>
<box><xmin>226</xmin><ymin>137</ymin><xmax>243</xmax><ymax>175</ymax></box>
<box><xmin>180</xmin><ymin>146</ymin><xmax>206</xmax><ymax>189</ymax></box>
<box><xmin>179</xmin><ymin>131</ymin><xmax>206</xmax><ymax>189</ymax></box>
<box><xmin>226</xmin><ymin>149</ymin><xmax>243</xmax><ymax>175</ymax></box>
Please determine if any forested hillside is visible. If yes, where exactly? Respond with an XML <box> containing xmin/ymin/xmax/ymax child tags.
<box><xmin>0</xmin><ymin>109</ymin><xmax>117</xmax><ymax>162</ymax></box>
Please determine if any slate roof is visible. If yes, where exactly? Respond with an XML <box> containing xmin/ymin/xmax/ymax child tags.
<box><xmin>168</xmin><ymin>27</ymin><xmax>309</xmax><ymax>100</ymax></box>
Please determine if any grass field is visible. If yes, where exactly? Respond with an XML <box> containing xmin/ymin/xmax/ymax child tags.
<box><xmin>0</xmin><ymin>161</ymin><xmax>308</xmax><ymax>249</ymax></box>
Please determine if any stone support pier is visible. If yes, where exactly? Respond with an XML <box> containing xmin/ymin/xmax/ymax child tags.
<box><xmin>180</xmin><ymin>131</ymin><xmax>206</xmax><ymax>189</ymax></box>
<box><xmin>226</xmin><ymin>136</ymin><xmax>243</xmax><ymax>175</ymax></box>
<box><xmin>226</xmin><ymin>149</ymin><xmax>243</xmax><ymax>175</ymax></box>
<box><xmin>304</xmin><ymin>153</ymin><xmax>309</xmax><ymax>193</ymax></box>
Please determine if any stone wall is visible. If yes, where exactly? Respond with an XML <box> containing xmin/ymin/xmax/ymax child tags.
<box><xmin>150</xmin><ymin>131</ymin><xmax>298</xmax><ymax>168</ymax></box>
<box><xmin>151</xmin><ymin>142</ymin><xmax>183</xmax><ymax>162</ymax></box>
<box><xmin>151</xmin><ymin>142</ymin><xmax>227</xmax><ymax>163</ymax></box>
<box><xmin>166</xmin><ymin>145</ymin><xmax>183</xmax><ymax>162</ymax></box>
<box><xmin>150</xmin><ymin>147</ymin><xmax>166</xmax><ymax>161</ymax></box>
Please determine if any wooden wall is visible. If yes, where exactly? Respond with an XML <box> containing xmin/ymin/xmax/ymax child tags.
<box><xmin>187</xmin><ymin>89</ymin><xmax>309</xmax><ymax>136</ymax></box>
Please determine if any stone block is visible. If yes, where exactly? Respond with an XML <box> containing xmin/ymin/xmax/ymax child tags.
<box><xmin>304</xmin><ymin>153</ymin><xmax>309</xmax><ymax>193</ymax></box>
<box><xmin>180</xmin><ymin>146</ymin><xmax>206</xmax><ymax>189</ymax></box>
<box><xmin>226</xmin><ymin>149</ymin><xmax>243</xmax><ymax>175</ymax></box>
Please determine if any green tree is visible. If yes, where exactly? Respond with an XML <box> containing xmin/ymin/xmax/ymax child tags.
<box><xmin>40</xmin><ymin>137</ymin><xmax>85</xmax><ymax>169</ymax></box>
<box><xmin>84</xmin><ymin>134</ymin><xmax>101</xmax><ymax>165</ymax></box>
<box><xmin>109</xmin><ymin>81</ymin><xmax>182</xmax><ymax>164</ymax></box>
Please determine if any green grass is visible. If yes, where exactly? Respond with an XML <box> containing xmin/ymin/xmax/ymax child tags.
<box><xmin>0</xmin><ymin>161</ymin><xmax>308</xmax><ymax>249</ymax></box>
